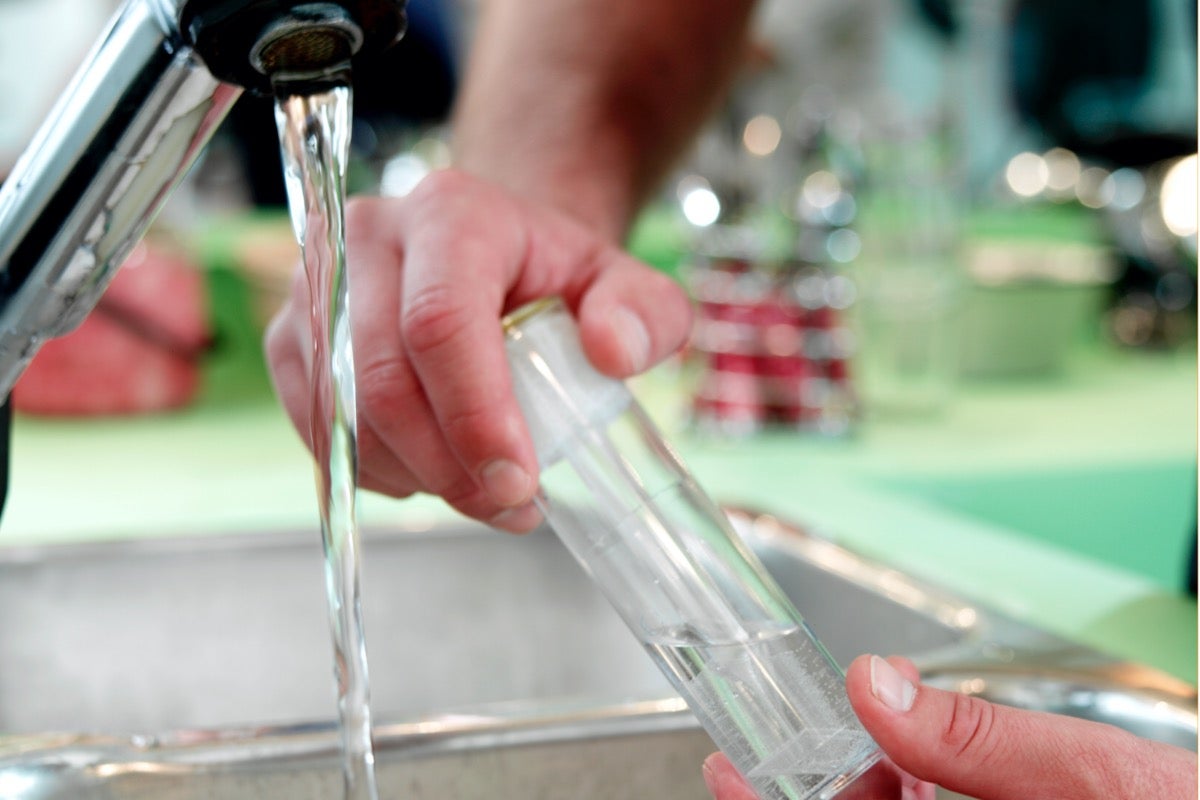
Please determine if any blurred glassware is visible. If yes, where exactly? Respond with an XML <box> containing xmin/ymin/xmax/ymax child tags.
<box><xmin>685</xmin><ymin>226</ymin><xmax>858</xmax><ymax>438</ymax></box>
<box><xmin>997</xmin><ymin>146</ymin><xmax>1197</xmax><ymax>350</ymax></box>
<box><xmin>678</xmin><ymin>0</ymin><xmax>969</xmax><ymax>420</ymax></box>
<box><xmin>1103</xmin><ymin>154</ymin><xmax>1197</xmax><ymax>350</ymax></box>
<box><xmin>850</xmin><ymin>104</ymin><xmax>965</xmax><ymax>415</ymax></box>
<box><xmin>957</xmin><ymin>238</ymin><xmax>1116</xmax><ymax>378</ymax></box>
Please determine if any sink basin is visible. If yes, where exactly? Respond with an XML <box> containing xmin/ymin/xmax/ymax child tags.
<box><xmin>0</xmin><ymin>509</ymin><xmax>972</xmax><ymax>736</ymax></box>
<box><xmin>0</xmin><ymin>508</ymin><xmax>1192</xmax><ymax>799</ymax></box>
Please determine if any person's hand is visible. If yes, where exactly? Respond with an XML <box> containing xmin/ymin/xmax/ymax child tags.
<box><xmin>265</xmin><ymin>169</ymin><xmax>692</xmax><ymax>531</ymax></box>
<box><xmin>702</xmin><ymin>654</ymin><xmax>1198</xmax><ymax>800</ymax></box>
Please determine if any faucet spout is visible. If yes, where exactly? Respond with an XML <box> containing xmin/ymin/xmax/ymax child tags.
<box><xmin>184</xmin><ymin>0</ymin><xmax>405</xmax><ymax>95</ymax></box>
<box><xmin>0</xmin><ymin>0</ymin><xmax>235</xmax><ymax>398</ymax></box>
<box><xmin>0</xmin><ymin>0</ymin><xmax>405</xmax><ymax>399</ymax></box>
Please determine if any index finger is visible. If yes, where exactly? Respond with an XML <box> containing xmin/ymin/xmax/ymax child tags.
<box><xmin>396</xmin><ymin>170</ymin><xmax>632</xmax><ymax>511</ymax></box>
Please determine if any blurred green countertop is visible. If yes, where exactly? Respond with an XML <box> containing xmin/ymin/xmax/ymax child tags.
<box><xmin>1</xmin><ymin>211</ymin><xmax>1196</xmax><ymax>687</ymax></box>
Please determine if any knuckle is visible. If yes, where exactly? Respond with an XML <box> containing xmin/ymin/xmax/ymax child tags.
<box><xmin>355</xmin><ymin>358</ymin><xmax>413</xmax><ymax>413</ymax></box>
<box><xmin>438</xmin><ymin>402</ymin><xmax>497</xmax><ymax>452</ymax></box>
<box><xmin>942</xmin><ymin>693</ymin><xmax>1000</xmax><ymax>765</ymax></box>
<box><xmin>400</xmin><ymin>287</ymin><xmax>470</xmax><ymax>358</ymax></box>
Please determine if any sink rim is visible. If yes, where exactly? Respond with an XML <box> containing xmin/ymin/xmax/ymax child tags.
<box><xmin>0</xmin><ymin>695</ymin><xmax>702</xmax><ymax>771</ymax></box>
<box><xmin>725</xmin><ymin>507</ymin><xmax>986</xmax><ymax>641</ymax></box>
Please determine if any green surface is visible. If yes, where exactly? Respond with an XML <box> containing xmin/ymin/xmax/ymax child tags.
<box><xmin>965</xmin><ymin>202</ymin><xmax>1109</xmax><ymax>245</ymax></box>
<box><xmin>627</xmin><ymin>205</ymin><xmax>688</xmax><ymax>279</ymax></box>
<box><xmin>882</xmin><ymin>461</ymin><xmax>1195</xmax><ymax>591</ymax></box>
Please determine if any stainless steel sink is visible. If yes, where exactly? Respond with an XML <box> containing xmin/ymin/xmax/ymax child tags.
<box><xmin>0</xmin><ymin>508</ymin><xmax>1193</xmax><ymax>799</ymax></box>
<box><xmin>0</xmin><ymin>509</ymin><xmax>974</xmax><ymax>736</ymax></box>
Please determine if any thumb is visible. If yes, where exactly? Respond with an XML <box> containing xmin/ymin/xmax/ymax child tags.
<box><xmin>846</xmin><ymin>655</ymin><xmax>1196</xmax><ymax>800</ymax></box>
<box><xmin>573</xmin><ymin>258</ymin><xmax>693</xmax><ymax>378</ymax></box>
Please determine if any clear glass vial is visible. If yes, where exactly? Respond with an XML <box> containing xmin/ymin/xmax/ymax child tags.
<box><xmin>503</xmin><ymin>298</ymin><xmax>882</xmax><ymax>800</ymax></box>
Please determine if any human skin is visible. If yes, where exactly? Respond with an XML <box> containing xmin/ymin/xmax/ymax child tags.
<box><xmin>450</xmin><ymin>0</ymin><xmax>759</xmax><ymax>238</ymax></box>
<box><xmin>701</xmin><ymin>655</ymin><xmax>1198</xmax><ymax>800</ymax></box>
<box><xmin>267</xmin><ymin>172</ymin><xmax>691</xmax><ymax>530</ymax></box>
<box><xmin>266</xmin><ymin>0</ymin><xmax>756</xmax><ymax>530</ymax></box>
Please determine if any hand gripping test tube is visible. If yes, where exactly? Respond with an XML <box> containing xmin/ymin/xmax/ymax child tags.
<box><xmin>503</xmin><ymin>298</ymin><xmax>885</xmax><ymax>800</ymax></box>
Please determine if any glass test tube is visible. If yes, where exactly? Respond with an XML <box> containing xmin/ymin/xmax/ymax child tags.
<box><xmin>503</xmin><ymin>298</ymin><xmax>883</xmax><ymax>800</ymax></box>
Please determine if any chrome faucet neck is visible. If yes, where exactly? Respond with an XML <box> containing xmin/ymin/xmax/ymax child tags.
<box><xmin>0</xmin><ymin>0</ymin><xmax>406</xmax><ymax>400</ymax></box>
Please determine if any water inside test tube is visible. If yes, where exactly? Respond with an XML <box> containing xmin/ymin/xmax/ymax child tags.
<box><xmin>643</xmin><ymin>623</ymin><xmax>875</xmax><ymax>800</ymax></box>
<box><xmin>274</xmin><ymin>76</ymin><xmax>379</xmax><ymax>800</ymax></box>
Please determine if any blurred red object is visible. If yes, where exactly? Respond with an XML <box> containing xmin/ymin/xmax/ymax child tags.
<box><xmin>13</xmin><ymin>239</ymin><xmax>211</xmax><ymax>416</ymax></box>
<box><xmin>688</xmin><ymin>263</ymin><xmax>857</xmax><ymax>436</ymax></box>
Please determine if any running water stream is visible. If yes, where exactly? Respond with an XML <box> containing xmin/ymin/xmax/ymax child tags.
<box><xmin>274</xmin><ymin>74</ymin><xmax>380</xmax><ymax>800</ymax></box>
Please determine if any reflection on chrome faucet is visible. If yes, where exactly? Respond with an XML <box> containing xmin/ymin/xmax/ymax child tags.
<box><xmin>0</xmin><ymin>0</ymin><xmax>405</xmax><ymax>400</ymax></box>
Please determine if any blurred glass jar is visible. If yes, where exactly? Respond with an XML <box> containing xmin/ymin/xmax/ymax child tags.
<box><xmin>686</xmin><ymin>0</ymin><xmax>972</xmax><ymax>418</ymax></box>
<box><xmin>785</xmin><ymin>0</ymin><xmax>968</xmax><ymax>417</ymax></box>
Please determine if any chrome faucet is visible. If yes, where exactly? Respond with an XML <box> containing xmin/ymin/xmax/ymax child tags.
<box><xmin>0</xmin><ymin>0</ymin><xmax>405</xmax><ymax>398</ymax></box>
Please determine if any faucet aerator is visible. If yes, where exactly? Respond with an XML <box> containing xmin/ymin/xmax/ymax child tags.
<box><xmin>249</xmin><ymin>4</ymin><xmax>365</xmax><ymax>90</ymax></box>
